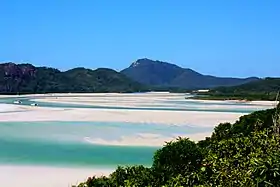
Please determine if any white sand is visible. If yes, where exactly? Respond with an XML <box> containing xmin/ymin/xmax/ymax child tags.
<box><xmin>25</xmin><ymin>92</ymin><xmax>275</xmax><ymax>108</ymax></box>
<box><xmin>0</xmin><ymin>165</ymin><xmax>113</xmax><ymax>187</ymax></box>
<box><xmin>1</xmin><ymin>92</ymin><xmax>276</xmax><ymax>109</ymax></box>
<box><xmin>0</xmin><ymin>103</ymin><xmax>241</xmax><ymax>146</ymax></box>
<box><xmin>0</xmin><ymin>101</ymin><xmax>241</xmax><ymax>146</ymax></box>
<box><xmin>84</xmin><ymin>132</ymin><xmax>212</xmax><ymax>146</ymax></box>
<box><xmin>31</xmin><ymin>97</ymin><xmax>274</xmax><ymax>109</ymax></box>
<box><xmin>0</xmin><ymin>103</ymin><xmax>22</xmax><ymax>112</ymax></box>
<box><xmin>0</xmin><ymin>105</ymin><xmax>243</xmax><ymax>127</ymax></box>
<box><xmin>84</xmin><ymin>133</ymin><xmax>172</xmax><ymax>147</ymax></box>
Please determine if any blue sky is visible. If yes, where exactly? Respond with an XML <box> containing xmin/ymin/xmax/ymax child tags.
<box><xmin>1</xmin><ymin>0</ymin><xmax>279</xmax><ymax>77</ymax></box>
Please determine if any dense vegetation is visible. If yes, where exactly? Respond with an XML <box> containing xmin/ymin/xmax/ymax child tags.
<box><xmin>1</xmin><ymin>62</ymin><xmax>278</xmax><ymax>101</ymax></box>
<box><xmin>196</xmin><ymin>78</ymin><xmax>280</xmax><ymax>101</ymax></box>
<box><xmin>121</xmin><ymin>58</ymin><xmax>259</xmax><ymax>89</ymax></box>
<box><xmin>0</xmin><ymin>63</ymin><xmax>147</xmax><ymax>94</ymax></box>
<box><xmin>74</xmin><ymin>103</ymin><xmax>280</xmax><ymax>187</ymax></box>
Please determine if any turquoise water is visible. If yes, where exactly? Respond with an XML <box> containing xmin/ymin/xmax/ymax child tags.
<box><xmin>164</xmin><ymin>99</ymin><xmax>261</xmax><ymax>106</ymax></box>
<box><xmin>0</xmin><ymin>121</ymin><xmax>211</xmax><ymax>139</ymax></box>
<box><xmin>0</xmin><ymin>121</ymin><xmax>211</xmax><ymax>168</ymax></box>
<box><xmin>0</xmin><ymin>95</ymin><xmax>268</xmax><ymax>169</ymax></box>
<box><xmin>0</xmin><ymin>138</ymin><xmax>156</xmax><ymax>168</ymax></box>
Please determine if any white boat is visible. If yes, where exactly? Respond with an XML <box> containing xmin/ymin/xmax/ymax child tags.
<box><xmin>30</xmin><ymin>103</ymin><xmax>38</xmax><ymax>106</ymax></box>
<box><xmin>13</xmin><ymin>100</ymin><xmax>22</xmax><ymax>104</ymax></box>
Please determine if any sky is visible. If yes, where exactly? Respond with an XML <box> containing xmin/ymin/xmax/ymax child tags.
<box><xmin>1</xmin><ymin>0</ymin><xmax>279</xmax><ymax>78</ymax></box>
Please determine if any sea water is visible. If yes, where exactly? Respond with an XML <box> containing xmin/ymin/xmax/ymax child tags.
<box><xmin>0</xmin><ymin>95</ymin><xmax>270</xmax><ymax>169</ymax></box>
<box><xmin>0</xmin><ymin>121</ymin><xmax>212</xmax><ymax>168</ymax></box>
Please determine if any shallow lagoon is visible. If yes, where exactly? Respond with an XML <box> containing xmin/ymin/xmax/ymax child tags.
<box><xmin>0</xmin><ymin>138</ymin><xmax>156</xmax><ymax>168</ymax></box>
<box><xmin>0</xmin><ymin>121</ymin><xmax>212</xmax><ymax>167</ymax></box>
<box><xmin>0</xmin><ymin>96</ymin><xmax>266</xmax><ymax>113</ymax></box>
<box><xmin>0</xmin><ymin>93</ymin><xmax>274</xmax><ymax>185</ymax></box>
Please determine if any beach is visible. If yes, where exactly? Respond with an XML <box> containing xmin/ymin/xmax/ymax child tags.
<box><xmin>0</xmin><ymin>165</ymin><xmax>113</xmax><ymax>187</ymax></box>
<box><xmin>0</xmin><ymin>106</ymin><xmax>243</xmax><ymax>127</ymax></box>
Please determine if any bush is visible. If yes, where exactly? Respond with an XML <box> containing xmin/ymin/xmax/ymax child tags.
<box><xmin>152</xmin><ymin>137</ymin><xmax>203</xmax><ymax>186</ymax></box>
<box><xmin>202</xmin><ymin>130</ymin><xmax>280</xmax><ymax>186</ymax></box>
<box><xmin>76</xmin><ymin>176</ymin><xmax>111</xmax><ymax>187</ymax></box>
<box><xmin>109</xmin><ymin>166</ymin><xmax>153</xmax><ymax>187</ymax></box>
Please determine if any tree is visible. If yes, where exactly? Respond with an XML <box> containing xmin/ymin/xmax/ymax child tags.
<box><xmin>75</xmin><ymin>176</ymin><xmax>111</xmax><ymax>187</ymax></box>
<box><xmin>109</xmin><ymin>166</ymin><xmax>152</xmax><ymax>187</ymax></box>
<box><xmin>211</xmin><ymin>122</ymin><xmax>232</xmax><ymax>141</ymax></box>
<box><xmin>201</xmin><ymin>130</ymin><xmax>280</xmax><ymax>187</ymax></box>
<box><xmin>152</xmin><ymin>137</ymin><xmax>203</xmax><ymax>186</ymax></box>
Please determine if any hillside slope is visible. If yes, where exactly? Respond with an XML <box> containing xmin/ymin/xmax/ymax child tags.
<box><xmin>204</xmin><ymin>78</ymin><xmax>280</xmax><ymax>100</ymax></box>
<box><xmin>0</xmin><ymin>63</ymin><xmax>146</xmax><ymax>94</ymax></box>
<box><xmin>213</xmin><ymin>77</ymin><xmax>280</xmax><ymax>93</ymax></box>
<box><xmin>121</xmin><ymin>58</ymin><xmax>259</xmax><ymax>89</ymax></box>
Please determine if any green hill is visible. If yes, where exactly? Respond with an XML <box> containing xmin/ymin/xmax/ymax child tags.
<box><xmin>0</xmin><ymin>63</ymin><xmax>147</xmax><ymax>94</ymax></box>
<box><xmin>195</xmin><ymin>78</ymin><xmax>280</xmax><ymax>101</ymax></box>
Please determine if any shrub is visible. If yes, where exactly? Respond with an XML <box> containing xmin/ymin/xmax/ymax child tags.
<box><xmin>152</xmin><ymin>137</ymin><xmax>203</xmax><ymax>186</ymax></box>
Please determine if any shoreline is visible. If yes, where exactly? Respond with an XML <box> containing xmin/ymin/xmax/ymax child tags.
<box><xmin>0</xmin><ymin>164</ymin><xmax>113</xmax><ymax>187</ymax></box>
<box><xmin>0</xmin><ymin>92</ymin><xmax>277</xmax><ymax>103</ymax></box>
<box><xmin>0</xmin><ymin>92</ymin><xmax>186</xmax><ymax>98</ymax></box>
<box><xmin>30</xmin><ymin>97</ymin><xmax>275</xmax><ymax>109</ymax></box>
<box><xmin>185</xmin><ymin>98</ymin><xmax>276</xmax><ymax>106</ymax></box>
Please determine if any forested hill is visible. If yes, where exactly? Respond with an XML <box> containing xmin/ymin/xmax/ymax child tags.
<box><xmin>206</xmin><ymin>78</ymin><xmax>280</xmax><ymax>100</ymax></box>
<box><xmin>0</xmin><ymin>62</ymin><xmax>147</xmax><ymax>94</ymax></box>
<box><xmin>213</xmin><ymin>77</ymin><xmax>280</xmax><ymax>92</ymax></box>
<box><xmin>1</xmin><ymin>62</ymin><xmax>277</xmax><ymax>95</ymax></box>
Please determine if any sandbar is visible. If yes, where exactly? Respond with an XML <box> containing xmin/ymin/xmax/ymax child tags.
<box><xmin>0</xmin><ymin>165</ymin><xmax>113</xmax><ymax>187</ymax></box>
<box><xmin>0</xmin><ymin>104</ymin><xmax>243</xmax><ymax>127</ymax></box>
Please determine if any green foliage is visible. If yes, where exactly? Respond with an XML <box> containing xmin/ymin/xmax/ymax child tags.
<box><xmin>210</xmin><ymin>108</ymin><xmax>276</xmax><ymax>142</ymax></box>
<box><xmin>202</xmin><ymin>130</ymin><xmax>280</xmax><ymax>186</ymax></box>
<box><xmin>198</xmin><ymin>77</ymin><xmax>280</xmax><ymax>101</ymax></box>
<box><xmin>152</xmin><ymin>137</ymin><xmax>202</xmax><ymax>186</ymax></box>
<box><xmin>76</xmin><ymin>176</ymin><xmax>112</xmax><ymax>187</ymax></box>
<box><xmin>0</xmin><ymin>63</ymin><xmax>148</xmax><ymax>94</ymax></box>
<box><xmin>109</xmin><ymin>166</ymin><xmax>153</xmax><ymax>187</ymax></box>
<box><xmin>215</xmin><ymin>78</ymin><xmax>280</xmax><ymax>93</ymax></box>
<box><xmin>75</xmin><ymin>166</ymin><xmax>153</xmax><ymax>187</ymax></box>
<box><xmin>211</xmin><ymin>122</ymin><xmax>232</xmax><ymax>141</ymax></box>
<box><xmin>75</xmin><ymin>107</ymin><xmax>280</xmax><ymax>187</ymax></box>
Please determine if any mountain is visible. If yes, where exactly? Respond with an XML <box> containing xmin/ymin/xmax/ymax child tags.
<box><xmin>121</xmin><ymin>58</ymin><xmax>259</xmax><ymax>89</ymax></box>
<box><xmin>0</xmin><ymin>62</ymin><xmax>146</xmax><ymax>94</ymax></box>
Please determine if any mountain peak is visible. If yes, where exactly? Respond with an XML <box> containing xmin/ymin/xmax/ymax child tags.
<box><xmin>122</xmin><ymin>59</ymin><xmax>260</xmax><ymax>89</ymax></box>
<box><xmin>130</xmin><ymin>58</ymin><xmax>152</xmax><ymax>67</ymax></box>
<box><xmin>130</xmin><ymin>61</ymin><xmax>141</xmax><ymax>68</ymax></box>
<box><xmin>130</xmin><ymin>58</ymin><xmax>176</xmax><ymax>68</ymax></box>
